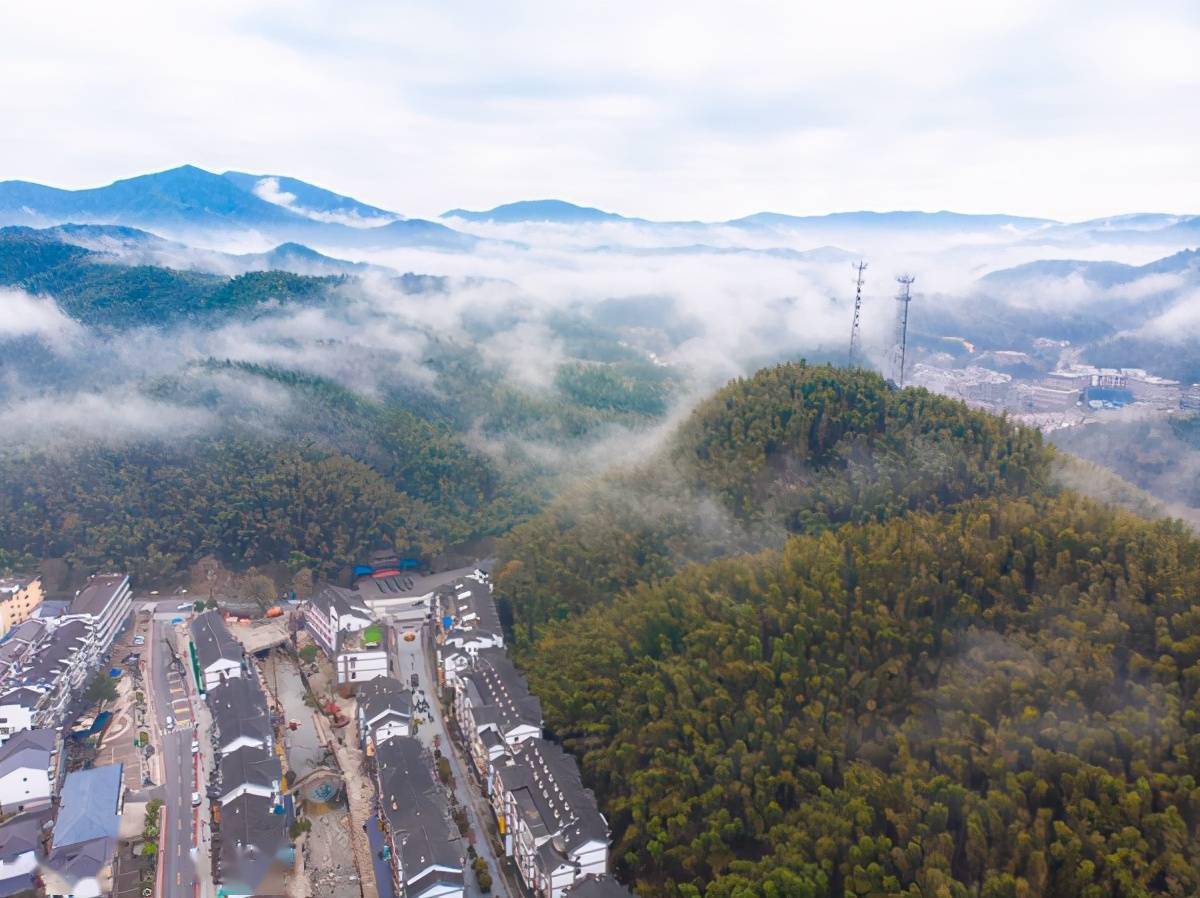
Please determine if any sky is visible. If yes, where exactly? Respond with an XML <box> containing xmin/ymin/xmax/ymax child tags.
<box><xmin>2</xmin><ymin>0</ymin><xmax>1199</xmax><ymax>222</ymax></box>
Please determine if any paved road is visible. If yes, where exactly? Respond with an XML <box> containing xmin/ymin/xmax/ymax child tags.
<box><xmin>149</xmin><ymin>620</ymin><xmax>200</xmax><ymax>898</ymax></box>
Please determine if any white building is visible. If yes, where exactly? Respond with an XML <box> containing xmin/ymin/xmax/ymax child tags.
<box><xmin>68</xmin><ymin>573</ymin><xmax>131</xmax><ymax>658</ymax></box>
<box><xmin>216</xmin><ymin>745</ymin><xmax>282</xmax><ymax>807</ymax></box>
<box><xmin>454</xmin><ymin>649</ymin><xmax>542</xmax><ymax>781</ymax></box>
<box><xmin>492</xmin><ymin>739</ymin><xmax>609</xmax><ymax>898</ymax></box>
<box><xmin>374</xmin><ymin>736</ymin><xmax>465</xmax><ymax>898</ymax></box>
<box><xmin>0</xmin><ymin>728</ymin><xmax>56</xmax><ymax>814</ymax></box>
<box><xmin>190</xmin><ymin>611</ymin><xmax>244</xmax><ymax>692</ymax></box>
<box><xmin>305</xmin><ymin>586</ymin><xmax>390</xmax><ymax>685</ymax></box>
<box><xmin>438</xmin><ymin>580</ymin><xmax>504</xmax><ymax>685</ymax></box>
<box><xmin>0</xmin><ymin>618</ymin><xmax>96</xmax><ymax>740</ymax></box>
<box><xmin>356</xmin><ymin>677</ymin><xmax>412</xmax><ymax>750</ymax></box>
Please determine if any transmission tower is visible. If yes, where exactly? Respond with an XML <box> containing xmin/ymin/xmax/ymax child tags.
<box><xmin>893</xmin><ymin>274</ymin><xmax>916</xmax><ymax>387</ymax></box>
<box><xmin>847</xmin><ymin>260</ymin><xmax>868</xmax><ymax>367</ymax></box>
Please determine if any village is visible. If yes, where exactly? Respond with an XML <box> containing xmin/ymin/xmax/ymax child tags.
<box><xmin>906</xmin><ymin>352</ymin><xmax>1200</xmax><ymax>431</ymax></box>
<box><xmin>0</xmin><ymin>553</ymin><xmax>635</xmax><ymax>898</ymax></box>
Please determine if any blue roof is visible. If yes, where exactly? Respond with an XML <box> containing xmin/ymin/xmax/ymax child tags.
<box><xmin>52</xmin><ymin>763</ymin><xmax>123</xmax><ymax>849</ymax></box>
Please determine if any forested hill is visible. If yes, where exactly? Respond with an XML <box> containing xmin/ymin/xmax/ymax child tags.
<box><xmin>523</xmin><ymin>493</ymin><xmax>1200</xmax><ymax>897</ymax></box>
<box><xmin>496</xmin><ymin>363</ymin><xmax>1049</xmax><ymax>643</ymax></box>
<box><xmin>498</xmin><ymin>363</ymin><xmax>1200</xmax><ymax>896</ymax></box>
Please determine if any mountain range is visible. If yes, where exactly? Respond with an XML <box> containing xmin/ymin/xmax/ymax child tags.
<box><xmin>0</xmin><ymin>166</ymin><xmax>476</xmax><ymax>252</ymax></box>
<box><xmin>5</xmin><ymin>166</ymin><xmax>1198</xmax><ymax>250</ymax></box>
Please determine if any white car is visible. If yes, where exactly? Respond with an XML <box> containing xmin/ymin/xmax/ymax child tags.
<box><xmin>133</xmin><ymin>635</ymin><xmax>145</xmax><ymax>646</ymax></box>
<box><xmin>191</xmin><ymin>739</ymin><xmax>200</xmax><ymax>754</ymax></box>
<box><xmin>165</xmin><ymin>715</ymin><xmax>175</xmax><ymax>731</ymax></box>
<box><xmin>192</xmin><ymin>791</ymin><xmax>202</xmax><ymax>807</ymax></box>
<box><xmin>177</xmin><ymin>603</ymin><xmax>193</xmax><ymax>611</ymax></box>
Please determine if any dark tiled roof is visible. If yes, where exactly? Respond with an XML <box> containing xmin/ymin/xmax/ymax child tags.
<box><xmin>375</xmin><ymin>737</ymin><xmax>462</xmax><ymax>883</ymax></box>
<box><xmin>0</xmin><ymin>812</ymin><xmax>42</xmax><ymax>860</ymax></box>
<box><xmin>219</xmin><ymin>792</ymin><xmax>287</xmax><ymax>894</ymax></box>
<box><xmin>0</xmin><ymin>728</ymin><xmax>54</xmax><ymax>778</ymax></box>
<box><xmin>566</xmin><ymin>874</ymin><xmax>637</xmax><ymax>898</ymax></box>
<box><xmin>497</xmin><ymin>739</ymin><xmax>606</xmax><ymax>854</ymax></box>
<box><xmin>357</xmin><ymin>677</ymin><xmax>411</xmax><ymax>727</ymax></box>
<box><xmin>220</xmin><ymin>746</ymin><xmax>281</xmax><ymax>793</ymax></box>
<box><xmin>442</xmin><ymin>581</ymin><xmax>501</xmax><ymax>637</ymax></box>
<box><xmin>310</xmin><ymin>584</ymin><xmax>371</xmax><ymax>621</ymax></box>
<box><xmin>68</xmin><ymin>573</ymin><xmax>128</xmax><ymax>616</ymax></box>
<box><xmin>208</xmin><ymin>677</ymin><xmax>271</xmax><ymax>748</ymax></box>
<box><xmin>190</xmin><ymin>611</ymin><xmax>243</xmax><ymax>671</ymax></box>
<box><xmin>461</xmin><ymin>649</ymin><xmax>541</xmax><ymax>733</ymax></box>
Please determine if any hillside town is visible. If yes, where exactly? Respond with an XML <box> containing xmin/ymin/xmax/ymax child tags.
<box><xmin>908</xmin><ymin>353</ymin><xmax>1200</xmax><ymax>431</ymax></box>
<box><xmin>0</xmin><ymin>558</ymin><xmax>636</xmax><ymax>898</ymax></box>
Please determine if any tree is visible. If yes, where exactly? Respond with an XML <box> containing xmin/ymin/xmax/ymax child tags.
<box><xmin>205</xmin><ymin>598</ymin><xmax>218</xmax><ymax>610</ymax></box>
<box><xmin>240</xmin><ymin>573</ymin><xmax>276</xmax><ymax>611</ymax></box>
<box><xmin>289</xmin><ymin>819</ymin><xmax>312</xmax><ymax>839</ymax></box>
<box><xmin>299</xmin><ymin>645</ymin><xmax>319</xmax><ymax>664</ymax></box>
<box><xmin>141</xmin><ymin>841</ymin><xmax>157</xmax><ymax>857</ymax></box>
<box><xmin>85</xmin><ymin>671</ymin><xmax>119</xmax><ymax>705</ymax></box>
<box><xmin>291</xmin><ymin>566</ymin><xmax>315</xmax><ymax>599</ymax></box>
<box><xmin>193</xmin><ymin>600</ymin><xmax>206</xmax><ymax>613</ymax></box>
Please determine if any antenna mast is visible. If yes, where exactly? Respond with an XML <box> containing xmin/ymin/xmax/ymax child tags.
<box><xmin>847</xmin><ymin>260</ymin><xmax>868</xmax><ymax>367</ymax></box>
<box><xmin>893</xmin><ymin>274</ymin><xmax>916</xmax><ymax>387</ymax></box>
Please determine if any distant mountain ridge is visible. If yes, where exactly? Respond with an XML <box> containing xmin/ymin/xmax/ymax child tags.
<box><xmin>0</xmin><ymin>166</ymin><xmax>477</xmax><ymax>252</ymax></box>
<box><xmin>980</xmin><ymin>247</ymin><xmax>1200</xmax><ymax>288</ymax></box>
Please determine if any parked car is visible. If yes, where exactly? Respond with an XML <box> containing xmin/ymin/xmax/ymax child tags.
<box><xmin>133</xmin><ymin>635</ymin><xmax>145</xmax><ymax>646</ymax></box>
<box><xmin>410</xmin><ymin>673</ymin><xmax>419</xmax><ymax>688</ymax></box>
<box><xmin>191</xmin><ymin>739</ymin><xmax>200</xmax><ymax>754</ymax></box>
<box><xmin>192</xmin><ymin>791</ymin><xmax>202</xmax><ymax>807</ymax></box>
<box><xmin>176</xmin><ymin>602</ymin><xmax>192</xmax><ymax>611</ymax></box>
<box><xmin>165</xmin><ymin>715</ymin><xmax>175</xmax><ymax>731</ymax></box>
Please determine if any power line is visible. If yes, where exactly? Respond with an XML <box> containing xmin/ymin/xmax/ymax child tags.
<box><xmin>893</xmin><ymin>274</ymin><xmax>916</xmax><ymax>387</ymax></box>
<box><xmin>847</xmin><ymin>260</ymin><xmax>868</xmax><ymax>367</ymax></box>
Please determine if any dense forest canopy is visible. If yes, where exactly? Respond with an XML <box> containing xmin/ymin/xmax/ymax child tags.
<box><xmin>522</xmin><ymin>492</ymin><xmax>1200</xmax><ymax>897</ymax></box>
<box><xmin>497</xmin><ymin>364</ymin><xmax>1050</xmax><ymax>645</ymax></box>
<box><xmin>497</xmin><ymin>363</ymin><xmax>1200</xmax><ymax>898</ymax></box>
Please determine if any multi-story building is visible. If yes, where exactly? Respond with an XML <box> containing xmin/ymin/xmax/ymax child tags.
<box><xmin>190</xmin><ymin>611</ymin><xmax>246</xmax><ymax>692</ymax></box>
<box><xmin>0</xmin><ymin>728</ymin><xmax>57</xmax><ymax>814</ymax></box>
<box><xmin>67</xmin><ymin>573</ymin><xmax>131</xmax><ymax>658</ymax></box>
<box><xmin>374</xmin><ymin>736</ymin><xmax>464</xmax><ymax>898</ymax></box>
<box><xmin>304</xmin><ymin>585</ymin><xmax>390</xmax><ymax>685</ymax></box>
<box><xmin>437</xmin><ymin>579</ymin><xmax>504</xmax><ymax>685</ymax></box>
<box><xmin>0</xmin><ymin>617</ymin><xmax>96</xmax><ymax>741</ymax></box>
<box><xmin>0</xmin><ymin>577</ymin><xmax>43</xmax><ymax>639</ymax></box>
<box><xmin>454</xmin><ymin>649</ymin><xmax>542</xmax><ymax>781</ymax></box>
<box><xmin>492</xmin><ymin>738</ymin><xmax>609</xmax><ymax>898</ymax></box>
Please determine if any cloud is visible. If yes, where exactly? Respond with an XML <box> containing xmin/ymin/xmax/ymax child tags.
<box><xmin>250</xmin><ymin>176</ymin><xmax>399</xmax><ymax>228</ymax></box>
<box><xmin>0</xmin><ymin>288</ymin><xmax>83</xmax><ymax>348</ymax></box>
<box><xmin>1</xmin><ymin>1</ymin><xmax>1198</xmax><ymax>221</ymax></box>
<box><xmin>0</xmin><ymin>389</ymin><xmax>218</xmax><ymax>446</ymax></box>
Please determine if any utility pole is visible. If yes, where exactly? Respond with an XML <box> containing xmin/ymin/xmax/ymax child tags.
<box><xmin>894</xmin><ymin>274</ymin><xmax>916</xmax><ymax>387</ymax></box>
<box><xmin>847</xmin><ymin>260</ymin><xmax>868</xmax><ymax>367</ymax></box>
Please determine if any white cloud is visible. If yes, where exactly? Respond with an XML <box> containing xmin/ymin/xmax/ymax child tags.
<box><xmin>250</xmin><ymin>176</ymin><xmax>398</xmax><ymax>227</ymax></box>
<box><xmin>0</xmin><ymin>289</ymin><xmax>82</xmax><ymax>348</ymax></box>
<box><xmin>0</xmin><ymin>1</ymin><xmax>1197</xmax><ymax>221</ymax></box>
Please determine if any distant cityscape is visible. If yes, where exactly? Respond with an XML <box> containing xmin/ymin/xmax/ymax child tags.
<box><xmin>909</xmin><ymin>349</ymin><xmax>1198</xmax><ymax>432</ymax></box>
